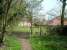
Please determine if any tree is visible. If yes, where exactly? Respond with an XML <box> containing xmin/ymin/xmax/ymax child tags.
<box><xmin>0</xmin><ymin>0</ymin><xmax>43</xmax><ymax>46</ymax></box>
<box><xmin>60</xmin><ymin>0</ymin><xmax>66</xmax><ymax>26</ymax></box>
<box><xmin>0</xmin><ymin>0</ymin><xmax>13</xmax><ymax>45</ymax></box>
<box><xmin>47</xmin><ymin>0</ymin><xmax>66</xmax><ymax>26</ymax></box>
<box><xmin>0</xmin><ymin>0</ymin><xmax>28</xmax><ymax>46</ymax></box>
<box><xmin>25</xmin><ymin>0</ymin><xmax>43</xmax><ymax>35</ymax></box>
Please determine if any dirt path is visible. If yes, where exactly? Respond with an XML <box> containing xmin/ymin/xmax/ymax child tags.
<box><xmin>13</xmin><ymin>32</ymin><xmax>32</xmax><ymax>50</ymax></box>
<box><xmin>19</xmin><ymin>38</ymin><xmax>32</xmax><ymax>50</ymax></box>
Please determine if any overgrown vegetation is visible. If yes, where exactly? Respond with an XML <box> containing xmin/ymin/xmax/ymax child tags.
<box><xmin>0</xmin><ymin>35</ymin><xmax>21</xmax><ymax>50</ymax></box>
<box><xmin>29</xmin><ymin>35</ymin><xmax>67</xmax><ymax>50</ymax></box>
<box><xmin>47</xmin><ymin>25</ymin><xmax>67</xmax><ymax>36</ymax></box>
<box><xmin>0</xmin><ymin>0</ymin><xmax>67</xmax><ymax>50</ymax></box>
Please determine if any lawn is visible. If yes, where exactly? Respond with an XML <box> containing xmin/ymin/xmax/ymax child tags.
<box><xmin>29</xmin><ymin>35</ymin><xmax>67</xmax><ymax>50</ymax></box>
<box><xmin>0</xmin><ymin>35</ymin><xmax>21</xmax><ymax>50</ymax></box>
<box><xmin>7</xmin><ymin>25</ymin><xmax>47</xmax><ymax>36</ymax></box>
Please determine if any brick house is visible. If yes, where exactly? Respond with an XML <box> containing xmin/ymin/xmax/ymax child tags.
<box><xmin>48</xmin><ymin>17</ymin><xmax>67</xmax><ymax>25</ymax></box>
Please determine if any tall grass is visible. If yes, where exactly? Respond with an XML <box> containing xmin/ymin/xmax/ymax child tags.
<box><xmin>0</xmin><ymin>35</ymin><xmax>21</xmax><ymax>50</ymax></box>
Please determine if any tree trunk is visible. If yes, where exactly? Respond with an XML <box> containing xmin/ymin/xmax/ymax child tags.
<box><xmin>0</xmin><ymin>0</ymin><xmax>12</xmax><ymax>46</ymax></box>
<box><xmin>40</xmin><ymin>25</ymin><xmax>41</xmax><ymax>36</ymax></box>
<box><xmin>30</xmin><ymin>20</ymin><xmax>32</xmax><ymax>35</ymax></box>
<box><xmin>0</xmin><ymin>24</ymin><xmax>6</xmax><ymax>46</ymax></box>
<box><xmin>61</xmin><ymin>0</ymin><xmax>66</xmax><ymax>26</ymax></box>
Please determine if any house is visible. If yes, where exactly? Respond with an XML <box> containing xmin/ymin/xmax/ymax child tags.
<box><xmin>18</xmin><ymin>17</ymin><xmax>31</xmax><ymax>27</ymax></box>
<box><xmin>48</xmin><ymin>17</ymin><xmax>67</xmax><ymax>25</ymax></box>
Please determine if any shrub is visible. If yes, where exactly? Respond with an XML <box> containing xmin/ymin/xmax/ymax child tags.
<box><xmin>47</xmin><ymin>25</ymin><xmax>67</xmax><ymax>36</ymax></box>
<box><xmin>56</xmin><ymin>25</ymin><xmax>67</xmax><ymax>36</ymax></box>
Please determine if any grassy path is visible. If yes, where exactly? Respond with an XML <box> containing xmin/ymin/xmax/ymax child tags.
<box><xmin>14</xmin><ymin>32</ymin><xmax>32</xmax><ymax>50</ymax></box>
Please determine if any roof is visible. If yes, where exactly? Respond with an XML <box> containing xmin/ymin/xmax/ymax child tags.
<box><xmin>48</xmin><ymin>16</ymin><xmax>60</xmax><ymax>23</ymax></box>
<box><xmin>48</xmin><ymin>16</ymin><xmax>67</xmax><ymax>22</ymax></box>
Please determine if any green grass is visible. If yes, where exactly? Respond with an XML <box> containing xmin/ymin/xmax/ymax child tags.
<box><xmin>7</xmin><ymin>25</ymin><xmax>47</xmax><ymax>33</ymax></box>
<box><xmin>7</xmin><ymin>26</ymin><xmax>48</xmax><ymax>38</ymax></box>
<box><xmin>29</xmin><ymin>37</ymin><xmax>42</xmax><ymax>50</ymax></box>
<box><xmin>0</xmin><ymin>35</ymin><xmax>21</xmax><ymax>50</ymax></box>
<box><xmin>42</xmin><ymin>35</ymin><xmax>67</xmax><ymax>50</ymax></box>
<box><xmin>7</xmin><ymin>25</ymin><xmax>67</xmax><ymax>50</ymax></box>
<box><xmin>29</xmin><ymin>35</ymin><xmax>67</xmax><ymax>50</ymax></box>
<box><xmin>7</xmin><ymin>26</ymin><xmax>31</xmax><ymax>32</ymax></box>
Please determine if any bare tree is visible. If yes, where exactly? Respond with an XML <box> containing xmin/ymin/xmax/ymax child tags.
<box><xmin>60</xmin><ymin>0</ymin><xmax>66</xmax><ymax>26</ymax></box>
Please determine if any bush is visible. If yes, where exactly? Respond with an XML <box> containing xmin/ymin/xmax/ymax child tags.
<box><xmin>48</xmin><ymin>25</ymin><xmax>67</xmax><ymax>36</ymax></box>
<box><xmin>47</xmin><ymin>25</ymin><xmax>58</xmax><ymax>35</ymax></box>
<box><xmin>56</xmin><ymin>26</ymin><xmax>67</xmax><ymax>36</ymax></box>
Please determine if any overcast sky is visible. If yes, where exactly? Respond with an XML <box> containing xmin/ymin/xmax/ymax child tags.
<box><xmin>39</xmin><ymin>0</ymin><xmax>62</xmax><ymax>20</ymax></box>
<box><xmin>29</xmin><ymin>0</ymin><xmax>67</xmax><ymax>20</ymax></box>
<box><xmin>41</xmin><ymin>0</ymin><xmax>59</xmax><ymax>13</ymax></box>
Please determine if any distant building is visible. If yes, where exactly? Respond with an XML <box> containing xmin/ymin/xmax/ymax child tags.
<box><xmin>18</xmin><ymin>17</ymin><xmax>31</xmax><ymax>27</ymax></box>
<box><xmin>48</xmin><ymin>17</ymin><xmax>67</xmax><ymax>25</ymax></box>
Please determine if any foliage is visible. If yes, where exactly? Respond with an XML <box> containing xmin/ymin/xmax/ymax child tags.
<box><xmin>47</xmin><ymin>26</ymin><xmax>58</xmax><ymax>35</ymax></box>
<box><xmin>0</xmin><ymin>35</ymin><xmax>21</xmax><ymax>50</ymax></box>
<box><xmin>30</xmin><ymin>35</ymin><xmax>67</xmax><ymax>50</ymax></box>
<box><xmin>29</xmin><ymin>37</ymin><xmax>42</xmax><ymax>50</ymax></box>
<box><xmin>0</xmin><ymin>0</ymin><xmax>29</xmax><ymax>44</ymax></box>
<box><xmin>47</xmin><ymin>25</ymin><xmax>67</xmax><ymax>36</ymax></box>
<box><xmin>56</xmin><ymin>25</ymin><xmax>67</xmax><ymax>35</ymax></box>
